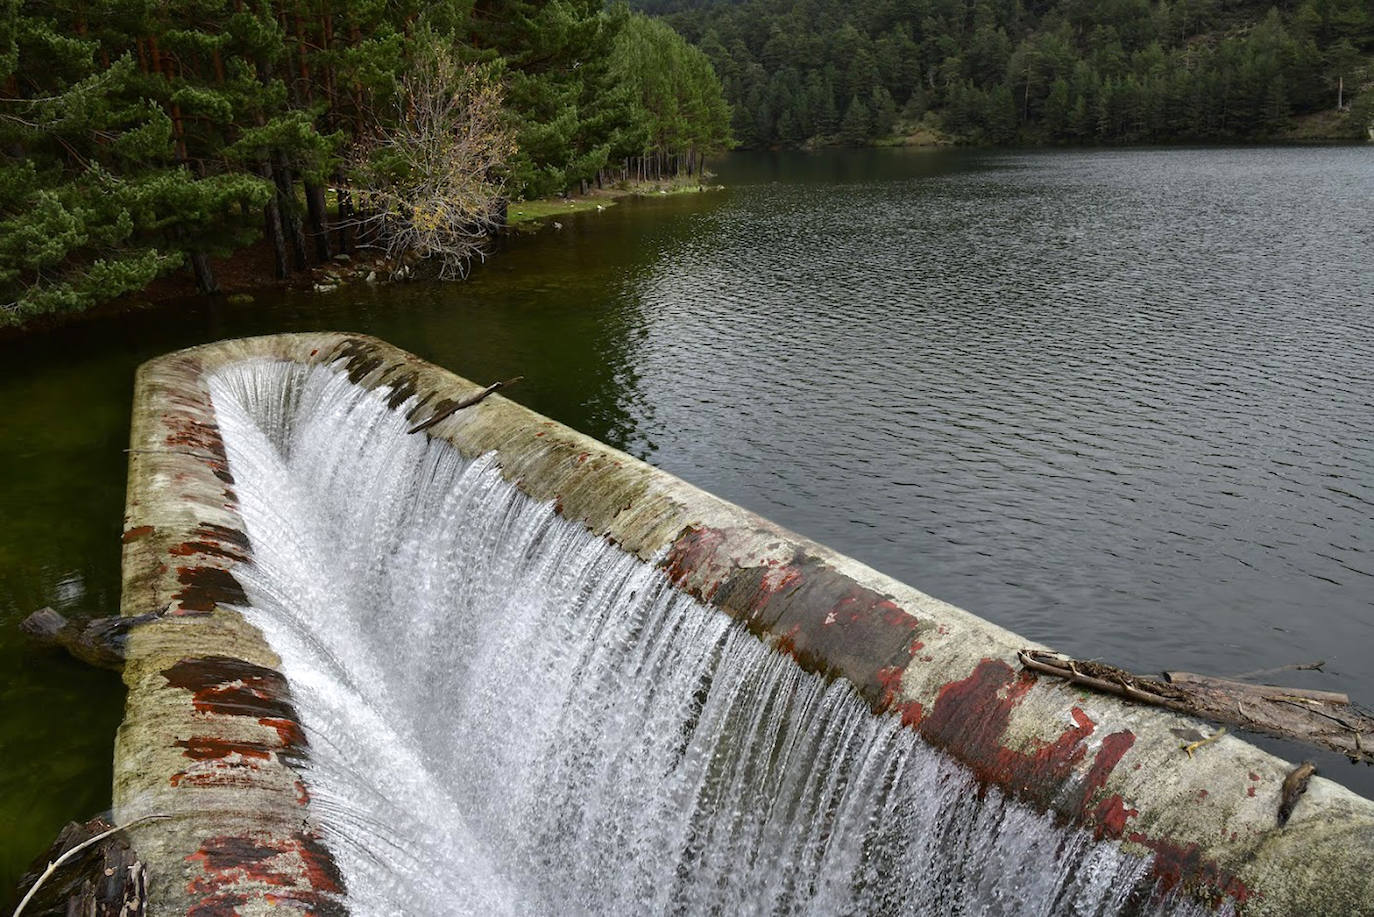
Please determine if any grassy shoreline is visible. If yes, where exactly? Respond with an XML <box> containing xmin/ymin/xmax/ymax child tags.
<box><xmin>506</xmin><ymin>176</ymin><xmax>724</xmax><ymax>227</ymax></box>
<box><xmin>0</xmin><ymin>178</ymin><xmax>727</xmax><ymax>341</ymax></box>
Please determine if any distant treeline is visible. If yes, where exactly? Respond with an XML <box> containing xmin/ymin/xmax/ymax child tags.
<box><xmin>0</xmin><ymin>2</ymin><xmax>730</xmax><ymax>324</ymax></box>
<box><xmin>642</xmin><ymin>0</ymin><xmax>1374</xmax><ymax>147</ymax></box>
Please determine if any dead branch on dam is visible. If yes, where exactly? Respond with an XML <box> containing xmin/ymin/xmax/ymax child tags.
<box><xmin>408</xmin><ymin>376</ymin><xmax>524</xmax><ymax>434</ymax></box>
<box><xmin>1019</xmin><ymin>649</ymin><xmax>1374</xmax><ymax>765</ymax></box>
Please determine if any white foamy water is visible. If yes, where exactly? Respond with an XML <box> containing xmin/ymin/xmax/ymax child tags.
<box><xmin>208</xmin><ymin>360</ymin><xmax>1210</xmax><ymax>916</ymax></box>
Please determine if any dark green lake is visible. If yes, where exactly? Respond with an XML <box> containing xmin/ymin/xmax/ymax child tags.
<box><xmin>2</xmin><ymin>146</ymin><xmax>1371</xmax><ymax>897</ymax></box>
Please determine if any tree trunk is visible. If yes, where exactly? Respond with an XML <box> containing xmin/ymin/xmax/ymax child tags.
<box><xmin>304</xmin><ymin>181</ymin><xmax>332</xmax><ymax>261</ymax></box>
<box><xmin>335</xmin><ymin>174</ymin><xmax>353</xmax><ymax>255</ymax></box>
<box><xmin>260</xmin><ymin>161</ymin><xmax>290</xmax><ymax>279</ymax></box>
<box><xmin>190</xmin><ymin>252</ymin><xmax>220</xmax><ymax>295</ymax></box>
<box><xmin>271</xmin><ymin>150</ymin><xmax>309</xmax><ymax>271</ymax></box>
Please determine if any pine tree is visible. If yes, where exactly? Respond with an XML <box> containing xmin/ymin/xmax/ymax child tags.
<box><xmin>839</xmin><ymin>94</ymin><xmax>872</xmax><ymax>144</ymax></box>
<box><xmin>0</xmin><ymin>4</ymin><xmax>271</xmax><ymax>321</ymax></box>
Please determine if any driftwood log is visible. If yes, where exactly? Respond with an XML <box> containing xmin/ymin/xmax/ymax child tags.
<box><xmin>1018</xmin><ymin>649</ymin><xmax>1374</xmax><ymax>765</ymax></box>
<box><xmin>20</xmin><ymin>608</ymin><xmax>161</xmax><ymax>671</ymax></box>
<box><xmin>14</xmin><ymin>816</ymin><xmax>156</xmax><ymax>917</ymax></box>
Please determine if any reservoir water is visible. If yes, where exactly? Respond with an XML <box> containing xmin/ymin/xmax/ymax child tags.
<box><xmin>1</xmin><ymin>145</ymin><xmax>1371</xmax><ymax>901</ymax></box>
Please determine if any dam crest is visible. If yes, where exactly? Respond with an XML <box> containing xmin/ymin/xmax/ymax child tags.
<box><xmin>113</xmin><ymin>334</ymin><xmax>1374</xmax><ymax>915</ymax></box>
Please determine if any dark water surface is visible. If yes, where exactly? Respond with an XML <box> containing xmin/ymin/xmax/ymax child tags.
<box><xmin>1</xmin><ymin>146</ymin><xmax>1371</xmax><ymax>895</ymax></box>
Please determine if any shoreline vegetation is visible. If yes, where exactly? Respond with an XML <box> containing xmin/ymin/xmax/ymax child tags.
<box><xmin>4</xmin><ymin>0</ymin><xmax>1370</xmax><ymax>334</ymax></box>
<box><xmin>0</xmin><ymin>2</ymin><xmax>731</xmax><ymax>331</ymax></box>
<box><xmin>0</xmin><ymin>176</ymin><xmax>724</xmax><ymax>341</ymax></box>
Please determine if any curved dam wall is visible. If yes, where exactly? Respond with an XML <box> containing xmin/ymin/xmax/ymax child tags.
<box><xmin>115</xmin><ymin>332</ymin><xmax>1374</xmax><ymax>915</ymax></box>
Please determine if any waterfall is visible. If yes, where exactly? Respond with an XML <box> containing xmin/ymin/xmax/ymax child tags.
<box><xmin>208</xmin><ymin>360</ymin><xmax>1210</xmax><ymax>917</ymax></box>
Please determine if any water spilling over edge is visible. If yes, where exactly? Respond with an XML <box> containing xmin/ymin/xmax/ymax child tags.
<box><xmin>208</xmin><ymin>358</ymin><xmax>1213</xmax><ymax>916</ymax></box>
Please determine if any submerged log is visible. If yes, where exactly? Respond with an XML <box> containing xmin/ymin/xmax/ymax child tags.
<box><xmin>20</xmin><ymin>607</ymin><xmax>161</xmax><ymax>671</ymax></box>
<box><xmin>1019</xmin><ymin>649</ymin><xmax>1374</xmax><ymax>764</ymax></box>
<box><xmin>14</xmin><ymin>816</ymin><xmax>153</xmax><ymax>917</ymax></box>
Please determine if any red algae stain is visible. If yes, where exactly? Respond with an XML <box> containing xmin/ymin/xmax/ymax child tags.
<box><xmin>660</xmin><ymin>526</ymin><xmax>731</xmax><ymax>600</ymax></box>
<box><xmin>918</xmin><ymin>660</ymin><xmax>1037</xmax><ymax>780</ymax></box>
<box><xmin>162</xmin><ymin>657</ymin><xmax>300</xmax><ymax>724</ymax></box>
<box><xmin>1125</xmin><ymin>834</ymin><xmax>1255</xmax><ymax>907</ymax></box>
<box><xmin>295</xmin><ymin>833</ymin><xmax>347</xmax><ymax>895</ymax></box>
<box><xmin>919</xmin><ymin>661</ymin><xmax>1139</xmax><ymax>833</ymax></box>
<box><xmin>175</xmin><ymin>565</ymin><xmax>249</xmax><ymax>612</ymax></box>
<box><xmin>759</xmin><ymin>563</ymin><xmax>803</xmax><ymax>598</ymax></box>
<box><xmin>659</xmin><ymin>529</ymin><xmax>1252</xmax><ymax>910</ymax></box>
<box><xmin>660</xmin><ymin>526</ymin><xmax>924</xmax><ymax>708</ymax></box>
<box><xmin>260</xmin><ymin>717</ymin><xmax>308</xmax><ymax>751</ymax></box>
<box><xmin>122</xmin><ymin>525</ymin><xmax>155</xmax><ymax>543</ymax></box>
<box><xmin>186</xmin><ymin>831</ymin><xmax>347</xmax><ymax>916</ymax></box>
<box><xmin>1083</xmin><ymin>730</ymin><xmax>1136</xmax><ymax>800</ymax></box>
<box><xmin>170</xmin><ymin>541</ymin><xmax>248</xmax><ymax>561</ymax></box>
<box><xmin>189</xmin><ymin>837</ymin><xmax>281</xmax><ymax>874</ymax></box>
<box><xmin>168</xmin><ymin>523</ymin><xmax>252</xmax><ymax>563</ymax></box>
<box><xmin>176</xmin><ymin>736</ymin><xmax>274</xmax><ymax>761</ymax></box>
<box><xmin>1093</xmin><ymin>794</ymin><xmax>1139</xmax><ymax>840</ymax></box>
<box><xmin>875</xmin><ymin>666</ymin><xmax>906</xmax><ymax>707</ymax></box>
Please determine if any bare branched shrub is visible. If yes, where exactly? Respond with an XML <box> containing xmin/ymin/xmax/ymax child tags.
<box><xmin>348</xmin><ymin>43</ymin><xmax>515</xmax><ymax>279</ymax></box>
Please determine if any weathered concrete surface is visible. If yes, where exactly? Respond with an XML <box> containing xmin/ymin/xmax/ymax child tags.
<box><xmin>117</xmin><ymin>333</ymin><xmax>1374</xmax><ymax>915</ymax></box>
<box><xmin>116</xmin><ymin>346</ymin><xmax>345</xmax><ymax>917</ymax></box>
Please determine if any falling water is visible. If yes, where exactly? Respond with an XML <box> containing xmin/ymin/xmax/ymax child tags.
<box><xmin>208</xmin><ymin>360</ymin><xmax>1211</xmax><ymax>916</ymax></box>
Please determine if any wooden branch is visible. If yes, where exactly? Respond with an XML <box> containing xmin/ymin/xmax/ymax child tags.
<box><xmin>1017</xmin><ymin>650</ymin><xmax>1191</xmax><ymax>711</ymax></box>
<box><xmin>1181</xmin><ymin>727</ymin><xmax>1227</xmax><ymax>758</ymax></box>
<box><xmin>407</xmin><ymin>377</ymin><xmax>522</xmax><ymax>434</ymax></box>
<box><xmin>1164</xmin><ymin>672</ymin><xmax>1349</xmax><ymax>705</ymax></box>
<box><xmin>14</xmin><ymin>814</ymin><xmax>168</xmax><ymax>917</ymax></box>
<box><xmin>1018</xmin><ymin>649</ymin><xmax>1374</xmax><ymax>764</ymax></box>
<box><xmin>1229</xmin><ymin>661</ymin><xmax>1325</xmax><ymax>681</ymax></box>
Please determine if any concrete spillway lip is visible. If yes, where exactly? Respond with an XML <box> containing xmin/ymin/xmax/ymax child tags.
<box><xmin>116</xmin><ymin>332</ymin><xmax>1374</xmax><ymax>916</ymax></box>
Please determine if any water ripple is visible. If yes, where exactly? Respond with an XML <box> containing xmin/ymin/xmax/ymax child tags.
<box><xmin>615</xmin><ymin>147</ymin><xmax>1374</xmax><ymax>790</ymax></box>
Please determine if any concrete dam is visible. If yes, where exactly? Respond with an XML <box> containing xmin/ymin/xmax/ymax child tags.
<box><xmin>114</xmin><ymin>333</ymin><xmax>1374</xmax><ymax>915</ymax></box>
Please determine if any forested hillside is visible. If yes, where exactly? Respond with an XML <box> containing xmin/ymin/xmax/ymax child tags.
<box><xmin>648</xmin><ymin>0</ymin><xmax>1374</xmax><ymax>147</ymax></box>
<box><xmin>0</xmin><ymin>1</ymin><xmax>730</xmax><ymax>324</ymax></box>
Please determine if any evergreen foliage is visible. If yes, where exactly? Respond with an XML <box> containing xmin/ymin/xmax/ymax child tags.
<box><xmin>649</xmin><ymin>0</ymin><xmax>1374</xmax><ymax>148</ymax></box>
<box><xmin>0</xmin><ymin>0</ymin><xmax>732</xmax><ymax>324</ymax></box>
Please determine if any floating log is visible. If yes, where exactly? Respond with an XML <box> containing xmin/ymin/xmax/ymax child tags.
<box><xmin>20</xmin><ymin>607</ymin><xmax>161</xmax><ymax>671</ymax></box>
<box><xmin>1020</xmin><ymin>649</ymin><xmax>1374</xmax><ymax>764</ymax></box>
<box><xmin>1164</xmin><ymin>671</ymin><xmax>1349</xmax><ymax>705</ymax></box>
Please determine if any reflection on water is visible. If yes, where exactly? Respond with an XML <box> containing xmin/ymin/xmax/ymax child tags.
<box><xmin>1</xmin><ymin>146</ymin><xmax>1371</xmax><ymax>899</ymax></box>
